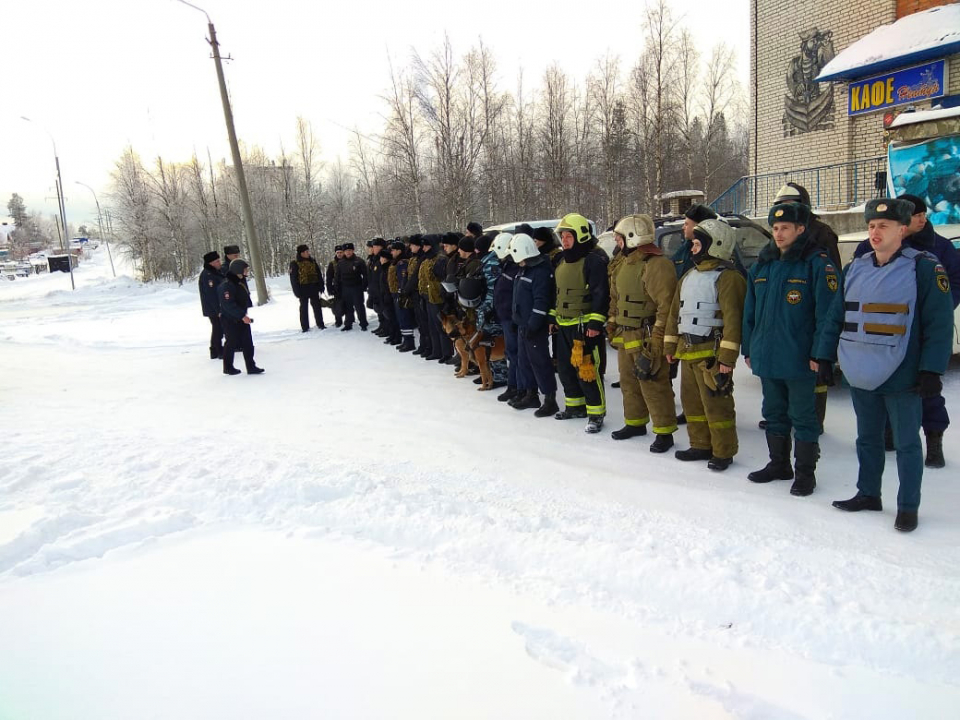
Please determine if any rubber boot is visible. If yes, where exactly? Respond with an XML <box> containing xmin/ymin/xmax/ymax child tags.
<box><xmin>649</xmin><ymin>433</ymin><xmax>674</xmax><ymax>453</ymax></box>
<box><xmin>397</xmin><ymin>337</ymin><xmax>415</xmax><ymax>353</ymax></box>
<box><xmin>511</xmin><ymin>390</ymin><xmax>541</xmax><ymax>410</ymax></box>
<box><xmin>925</xmin><ymin>431</ymin><xmax>945</xmax><ymax>469</ymax></box>
<box><xmin>790</xmin><ymin>440</ymin><xmax>819</xmax><ymax>496</ymax></box>
<box><xmin>611</xmin><ymin>425</ymin><xmax>647</xmax><ymax>440</ymax></box>
<box><xmin>534</xmin><ymin>393</ymin><xmax>559</xmax><ymax>418</ymax></box>
<box><xmin>497</xmin><ymin>386</ymin><xmax>518</xmax><ymax>403</ymax></box>
<box><xmin>748</xmin><ymin>434</ymin><xmax>794</xmax><ymax>483</ymax></box>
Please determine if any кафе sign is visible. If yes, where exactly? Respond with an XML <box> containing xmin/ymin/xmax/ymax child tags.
<box><xmin>848</xmin><ymin>59</ymin><xmax>947</xmax><ymax>116</ymax></box>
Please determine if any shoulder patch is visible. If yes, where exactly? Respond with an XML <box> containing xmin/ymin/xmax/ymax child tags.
<box><xmin>224</xmin><ymin>291</ymin><xmax>231</xmax><ymax>299</ymax></box>
<box><xmin>786</xmin><ymin>289</ymin><xmax>802</xmax><ymax>304</ymax></box>
<box><xmin>826</xmin><ymin>274</ymin><xmax>838</xmax><ymax>292</ymax></box>
<box><xmin>935</xmin><ymin>263</ymin><xmax>946</xmax><ymax>273</ymax></box>
<box><xmin>937</xmin><ymin>274</ymin><xmax>950</xmax><ymax>294</ymax></box>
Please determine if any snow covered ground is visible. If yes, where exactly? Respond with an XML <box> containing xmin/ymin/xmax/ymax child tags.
<box><xmin>1</xmin><ymin>249</ymin><xmax>959</xmax><ymax>719</ymax></box>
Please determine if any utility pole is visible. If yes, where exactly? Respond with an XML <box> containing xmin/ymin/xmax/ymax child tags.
<box><xmin>174</xmin><ymin>1</ymin><xmax>268</xmax><ymax>305</ymax></box>
<box><xmin>75</xmin><ymin>182</ymin><xmax>116</xmax><ymax>277</ymax></box>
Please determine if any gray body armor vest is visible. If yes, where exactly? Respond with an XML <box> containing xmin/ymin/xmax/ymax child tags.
<box><xmin>839</xmin><ymin>247</ymin><xmax>920</xmax><ymax>391</ymax></box>
<box><xmin>677</xmin><ymin>268</ymin><xmax>724</xmax><ymax>336</ymax></box>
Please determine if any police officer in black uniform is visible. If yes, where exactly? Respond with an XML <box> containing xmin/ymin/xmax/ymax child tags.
<box><xmin>337</xmin><ymin>242</ymin><xmax>368</xmax><ymax>331</ymax></box>
<box><xmin>199</xmin><ymin>251</ymin><xmax>224</xmax><ymax>359</ymax></box>
<box><xmin>218</xmin><ymin>259</ymin><xmax>264</xmax><ymax>375</ymax></box>
<box><xmin>289</xmin><ymin>244</ymin><xmax>326</xmax><ymax>332</ymax></box>
<box><xmin>326</xmin><ymin>245</ymin><xmax>345</xmax><ymax>327</ymax></box>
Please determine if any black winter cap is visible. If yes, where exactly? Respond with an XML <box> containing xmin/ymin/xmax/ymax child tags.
<box><xmin>899</xmin><ymin>193</ymin><xmax>926</xmax><ymax>215</ymax></box>
<box><xmin>515</xmin><ymin>223</ymin><xmax>535</xmax><ymax>236</ymax></box>
<box><xmin>203</xmin><ymin>251</ymin><xmax>220</xmax><ymax>263</ymax></box>
<box><xmin>366</xmin><ymin>240</ymin><xmax>373</xmax><ymax>248</ymax></box>
<box><xmin>475</xmin><ymin>235</ymin><xmax>493</xmax><ymax>255</ymax></box>
<box><xmin>864</xmin><ymin>198</ymin><xmax>913</xmax><ymax>225</ymax></box>
<box><xmin>442</xmin><ymin>232</ymin><xmax>460</xmax><ymax>247</ymax></box>
<box><xmin>458</xmin><ymin>237</ymin><xmax>476</xmax><ymax>253</ymax></box>
<box><xmin>768</xmin><ymin>202</ymin><xmax>811</xmax><ymax>226</ymax></box>
<box><xmin>420</xmin><ymin>234</ymin><xmax>438</xmax><ymax>246</ymax></box>
<box><xmin>342</xmin><ymin>242</ymin><xmax>355</xmax><ymax>251</ymax></box>
<box><xmin>532</xmin><ymin>227</ymin><xmax>554</xmax><ymax>244</ymax></box>
<box><xmin>296</xmin><ymin>244</ymin><xmax>309</xmax><ymax>254</ymax></box>
<box><xmin>466</xmin><ymin>221</ymin><xmax>483</xmax><ymax>237</ymax></box>
<box><xmin>372</xmin><ymin>237</ymin><xmax>386</xmax><ymax>247</ymax></box>
<box><xmin>223</xmin><ymin>244</ymin><xmax>241</xmax><ymax>255</ymax></box>
<box><xmin>390</xmin><ymin>240</ymin><xmax>405</xmax><ymax>251</ymax></box>
<box><xmin>334</xmin><ymin>245</ymin><xmax>343</xmax><ymax>252</ymax></box>
<box><xmin>684</xmin><ymin>204</ymin><xmax>717</xmax><ymax>224</ymax></box>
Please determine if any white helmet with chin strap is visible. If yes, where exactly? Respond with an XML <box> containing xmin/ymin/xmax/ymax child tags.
<box><xmin>492</xmin><ymin>232</ymin><xmax>514</xmax><ymax>260</ymax></box>
<box><xmin>613</xmin><ymin>214</ymin><xmax>656</xmax><ymax>249</ymax></box>
<box><xmin>695</xmin><ymin>218</ymin><xmax>737</xmax><ymax>262</ymax></box>
<box><xmin>508</xmin><ymin>233</ymin><xmax>539</xmax><ymax>263</ymax></box>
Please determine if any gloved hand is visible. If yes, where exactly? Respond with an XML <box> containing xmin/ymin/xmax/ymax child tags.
<box><xmin>634</xmin><ymin>354</ymin><xmax>654</xmax><ymax>381</ymax></box>
<box><xmin>669</xmin><ymin>361</ymin><xmax>679</xmax><ymax>380</ymax></box>
<box><xmin>815</xmin><ymin>359</ymin><xmax>835</xmax><ymax>387</ymax></box>
<box><xmin>917</xmin><ymin>371</ymin><xmax>942</xmax><ymax>399</ymax></box>
<box><xmin>713</xmin><ymin>371</ymin><xmax>733</xmax><ymax>396</ymax></box>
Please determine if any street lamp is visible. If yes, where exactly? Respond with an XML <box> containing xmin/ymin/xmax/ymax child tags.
<box><xmin>74</xmin><ymin>182</ymin><xmax>116</xmax><ymax>277</ymax></box>
<box><xmin>20</xmin><ymin>116</ymin><xmax>75</xmax><ymax>290</ymax></box>
<box><xmin>173</xmin><ymin>0</ymin><xmax>269</xmax><ymax>305</ymax></box>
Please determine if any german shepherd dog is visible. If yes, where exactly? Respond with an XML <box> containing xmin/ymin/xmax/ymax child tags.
<box><xmin>440</xmin><ymin>311</ymin><xmax>506</xmax><ymax>390</ymax></box>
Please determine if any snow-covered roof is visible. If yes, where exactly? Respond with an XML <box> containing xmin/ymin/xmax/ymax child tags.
<box><xmin>889</xmin><ymin>104</ymin><xmax>960</xmax><ymax>128</ymax></box>
<box><xmin>656</xmin><ymin>190</ymin><xmax>705</xmax><ymax>200</ymax></box>
<box><xmin>816</xmin><ymin>4</ymin><xmax>960</xmax><ymax>82</ymax></box>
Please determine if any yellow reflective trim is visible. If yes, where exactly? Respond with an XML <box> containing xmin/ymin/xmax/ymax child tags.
<box><xmin>709</xmin><ymin>419</ymin><xmax>736</xmax><ymax>430</ymax></box>
<box><xmin>555</xmin><ymin>317</ymin><xmax>581</xmax><ymax>326</ymax></box>
<box><xmin>586</xmin><ymin>405</ymin><xmax>605</xmax><ymax>416</ymax></box>
<box><xmin>815</xmin><ymin>384</ymin><xmax>828</xmax><ymax>393</ymax></box>
<box><xmin>663</xmin><ymin>335</ymin><xmax>679</xmax><ymax>344</ymax></box>
<box><xmin>611</xmin><ymin>337</ymin><xmax>624</xmax><ymax>346</ymax></box>
<box><xmin>686</xmin><ymin>414</ymin><xmax>708</xmax><ymax>423</ymax></box>
<box><xmin>584</xmin><ymin>313</ymin><xmax>608</xmax><ymax>323</ymax></box>
<box><xmin>623</xmin><ymin>340</ymin><xmax>643</xmax><ymax>350</ymax></box>
<box><xmin>653</xmin><ymin>424</ymin><xmax>678</xmax><ymax>434</ymax></box>
<box><xmin>676</xmin><ymin>349</ymin><xmax>716</xmax><ymax>361</ymax></box>
<box><xmin>565</xmin><ymin>397</ymin><xmax>586</xmax><ymax>407</ymax></box>
<box><xmin>719</xmin><ymin>340</ymin><xmax>740</xmax><ymax>352</ymax></box>
<box><xmin>626</xmin><ymin>417</ymin><xmax>649</xmax><ymax>427</ymax></box>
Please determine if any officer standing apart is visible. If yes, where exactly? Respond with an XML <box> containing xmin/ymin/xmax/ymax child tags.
<box><xmin>199</xmin><ymin>251</ymin><xmax>224</xmax><ymax>359</ymax></box>
<box><xmin>218</xmin><ymin>259</ymin><xmax>264</xmax><ymax>376</ymax></box>
<box><xmin>289</xmin><ymin>244</ymin><xmax>326</xmax><ymax>332</ymax></box>
<box><xmin>742</xmin><ymin>202</ymin><xmax>838</xmax><ymax>496</ymax></box>
<box><xmin>550</xmin><ymin>213</ymin><xmax>610</xmax><ymax>433</ymax></box>
<box><xmin>336</xmin><ymin>242</ymin><xmax>368</xmax><ymax>331</ymax></box>
<box><xmin>816</xmin><ymin>198</ymin><xmax>953</xmax><ymax>532</ymax></box>
<box><xmin>852</xmin><ymin>194</ymin><xmax>960</xmax><ymax>468</ymax></box>
<box><xmin>326</xmin><ymin>245</ymin><xmax>345</xmax><ymax>327</ymax></box>
<box><xmin>664</xmin><ymin>219</ymin><xmax>747</xmax><ymax>471</ymax></box>
<box><xmin>607</xmin><ymin>214</ymin><xmax>679</xmax><ymax>451</ymax></box>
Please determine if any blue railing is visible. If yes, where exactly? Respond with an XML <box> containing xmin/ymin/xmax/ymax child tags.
<box><xmin>710</xmin><ymin>156</ymin><xmax>887</xmax><ymax>216</ymax></box>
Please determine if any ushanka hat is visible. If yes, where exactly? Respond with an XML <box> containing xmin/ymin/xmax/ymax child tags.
<box><xmin>767</xmin><ymin>202</ymin><xmax>810</xmax><ymax>226</ymax></box>
<box><xmin>296</xmin><ymin>244</ymin><xmax>309</xmax><ymax>254</ymax></box>
<box><xmin>684</xmin><ymin>204</ymin><xmax>717</xmax><ymax>223</ymax></box>
<box><xmin>864</xmin><ymin>198</ymin><xmax>913</xmax><ymax>225</ymax></box>
<box><xmin>203</xmin><ymin>251</ymin><xmax>220</xmax><ymax>263</ymax></box>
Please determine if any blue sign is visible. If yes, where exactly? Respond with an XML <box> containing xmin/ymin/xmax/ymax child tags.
<box><xmin>848</xmin><ymin>60</ymin><xmax>947</xmax><ymax>116</ymax></box>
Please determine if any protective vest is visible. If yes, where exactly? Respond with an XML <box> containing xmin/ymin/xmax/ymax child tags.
<box><xmin>838</xmin><ymin>248</ymin><xmax>920</xmax><ymax>391</ymax></box>
<box><xmin>555</xmin><ymin>257</ymin><xmax>591</xmax><ymax>322</ymax></box>
<box><xmin>615</xmin><ymin>255</ymin><xmax>656</xmax><ymax>328</ymax></box>
<box><xmin>387</xmin><ymin>264</ymin><xmax>399</xmax><ymax>293</ymax></box>
<box><xmin>677</xmin><ymin>268</ymin><xmax>724</xmax><ymax>336</ymax></box>
<box><xmin>418</xmin><ymin>256</ymin><xmax>436</xmax><ymax>296</ymax></box>
<box><xmin>296</xmin><ymin>259</ymin><xmax>321</xmax><ymax>286</ymax></box>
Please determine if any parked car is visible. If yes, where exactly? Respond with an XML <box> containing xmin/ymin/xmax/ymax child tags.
<box><xmin>654</xmin><ymin>214</ymin><xmax>772</xmax><ymax>272</ymax></box>
<box><xmin>836</xmin><ymin>225</ymin><xmax>960</xmax><ymax>354</ymax></box>
<box><xmin>484</xmin><ymin>218</ymin><xmax>599</xmax><ymax>241</ymax></box>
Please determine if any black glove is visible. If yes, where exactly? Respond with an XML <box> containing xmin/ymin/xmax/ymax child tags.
<box><xmin>712</xmin><ymin>372</ymin><xmax>733</xmax><ymax>397</ymax></box>
<box><xmin>917</xmin><ymin>371</ymin><xmax>942</xmax><ymax>399</ymax></box>
<box><xmin>634</xmin><ymin>354</ymin><xmax>654</xmax><ymax>381</ymax></box>
<box><xmin>669</xmin><ymin>361</ymin><xmax>679</xmax><ymax>380</ymax></box>
<box><xmin>815</xmin><ymin>359</ymin><xmax>835</xmax><ymax>387</ymax></box>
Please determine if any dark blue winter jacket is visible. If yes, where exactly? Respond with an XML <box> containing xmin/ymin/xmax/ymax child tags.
<box><xmin>199</xmin><ymin>264</ymin><xmax>222</xmax><ymax>317</ymax></box>
<box><xmin>512</xmin><ymin>255</ymin><xmax>555</xmax><ymax>335</ymax></box>
<box><xmin>854</xmin><ymin>221</ymin><xmax>960</xmax><ymax>308</ymax></box>
<box><xmin>218</xmin><ymin>274</ymin><xmax>252</xmax><ymax>322</ymax></box>
<box><xmin>494</xmin><ymin>259</ymin><xmax>518</xmax><ymax>324</ymax></box>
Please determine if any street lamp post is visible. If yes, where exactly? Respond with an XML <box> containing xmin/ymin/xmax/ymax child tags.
<box><xmin>75</xmin><ymin>181</ymin><xmax>116</xmax><ymax>277</ymax></box>
<box><xmin>21</xmin><ymin>116</ymin><xmax>75</xmax><ymax>290</ymax></box>
<box><xmin>174</xmin><ymin>0</ymin><xmax>269</xmax><ymax>305</ymax></box>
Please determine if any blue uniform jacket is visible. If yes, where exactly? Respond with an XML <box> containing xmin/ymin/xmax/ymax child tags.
<box><xmin>672</xmin><ymin>239</ymin><xmax>694</xmax><ymax>279</ymax></box>
<box><xmin>816</xmin><ymin>248</ymin><xmax>954</xmax><ymax>392</ymax></box>
<box><xmin>199</xmin><ymin>265</ymin><xmax>221</xmax><ymax>317</ymax></box>
<box><xmin>854</xmin><ymin>221</ymin><xmax>960</xmax><ymax>308</ymax></box>
<box><xmin>742</xmin><ymin>233</ymin><xmax>839</xmax><ymax>379</ymax></box>
<box><xmin>494</xmin><ymin>259</ymin><xmax>518</xmax><ymax>324</ymax></box>
<box><xmin>512</xmin><ymin>256</ymin><xmax>555</xmax><ymax>334</ymax></box>
<box><xmin>218</xmin><ymin>274</ymin><xmax>252</xmax><ymax>322</ymax></box>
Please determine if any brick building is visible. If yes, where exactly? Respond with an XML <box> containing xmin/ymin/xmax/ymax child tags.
<box><xmin>738</xmin><ymin>0</ymin><xmax>960</xmax><ymax>214</ymax></box>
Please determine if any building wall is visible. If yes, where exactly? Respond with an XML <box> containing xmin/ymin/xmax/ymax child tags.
<box><xmin>750</xmin><ymin>0</ymin><xmax>959</xmax><ymax>211</ymax></box>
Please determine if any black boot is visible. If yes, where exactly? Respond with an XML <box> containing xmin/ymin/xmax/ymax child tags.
<box><xmin>708</xmin><ymin>456</ymin><xmax>733</xmax><ymax>471</ymax></box>
<box><xmin>611</xmin><ymin>425</ymin><xmax>647</xmax><ymax>440</ymax></box>
<box><xmin>584</xmin><ymin>415</ymin><xmax>604</xmax><ymax>434</ymax></box>
<box><xmin>925</xmin><ymin>431</ymin><xmax>945</xmax><ymax>469</ymax></box>
<box><xmin>534</xmin><ymin>393</ymin><xmax>559</xmax><ymax>418</ymax></box>
<box><xmin>611</xmin><ymin>381</ymin><xmax>621</xmax><ymax>389</ymax></box>
<box><xmin>790</xmin><ymin>440</ymin><xmax>819</xmax><ymax>497</ymax></box>
<box><xmin>748</xmin><ymin>434</ymin><xmax>794</xmax><ymax>483</ymax></box>
<box><xmin>511</xmin><ymin>390</ymin><xmax>541</xmax><ymax>410</ymax></box>
<box><xmin>223</xmin><ymin>367</ymin><xmax>241</xmax><ymax>376</ymax></box>
<box><xmin>815</xmin><ymin>391</ymin><xmax>827</xmax><ymax>435</ymax></box>
<box><xmin>649</xmin><ymin>433</ymin><xmax>674</xmax><ymax>453</ymax></box>
<box><xmin>832</xmin><ymin>494</ymin><xmax>883</xmax><ymax>512</ymax></box>
<box><xmin>209</xmin><ymin>347</ymin><xmax>221</xmax><ymax>360</ymax></box>
<box><xmin>497</xmin><ymin>386</ymin><xmax>518</xmax><ymax>403</ymax></box>
<box><xmin>555</xmin><ymin>406</ymin><xmax>588</xmax><ymax>420</ymax></box>
<box><xmin>247</xmin><ymin>366</ymin><xmax>265</xmax><ymax>375</ymax></box>
<box><xmin>894</xmin><ymin>510</ymin><xmax>918</xmax><ymax>532</ymax></box>
<box><xmin>677</xmin><ymin>413</ymin><xmax>687</xmax><ymax>425</ymax></box>
<box><xmin>398</xmin><ymin>337</ymin><xmax>415</xmax><ymax>353</ymax></box>
<box><xmin>675</xmin><ymin>447</ymin><xmax>711</xmax><ymax>461</ymax></box>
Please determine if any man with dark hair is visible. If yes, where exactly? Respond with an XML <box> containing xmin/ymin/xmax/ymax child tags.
<box><xmin>199</xmin><ymin>251</ymin><xmax>224</xmax><ymax>359</ymax></box>
<box><xmin>336</xmin><ymin>243</ymin><xmax>368</xmax><ymax>331</ymax></box>
<box><xmin>326</xmin><ymin>246</ymin><xmax>345</xmax><ymax>327</ymax></box>
<box><xmin>673</xmin><ymin>204</ymin><xmax>718</xmax><ymax>279</ymax></box>
<box><xmin>817</xmin><ymin>198</ymin><xmax>953</xmax><ymax>532</ymax></box>
<box><xmin>289</xmin><ymin>244</ymin><xmax>326</xmax><ymax>332</ymax></box>
<box><xmin>218</xmin><ymin>259</ymin><xmax>264</xmax><ymax>376</ymax></box>
<box><xmin>852</xmin><ymin>193</ymin><xmax>960</xmax><ymax>468</ymax></box>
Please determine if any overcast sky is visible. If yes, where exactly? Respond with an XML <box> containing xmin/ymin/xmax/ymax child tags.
<box><xmin>0</xmin><ymin>0</ymin><xmax>749</xmax><ymax>230</ymax></box>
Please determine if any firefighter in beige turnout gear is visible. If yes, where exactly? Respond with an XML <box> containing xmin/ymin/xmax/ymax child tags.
<box><xmin>608</xmin><ymin>214</ymin><xmax>679</xmax><ymax>451</ymax></box>
<box><xmin>665</xmin><ymin>219</ymin><xmax>747</xmax><ymax>471</ymax></box>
